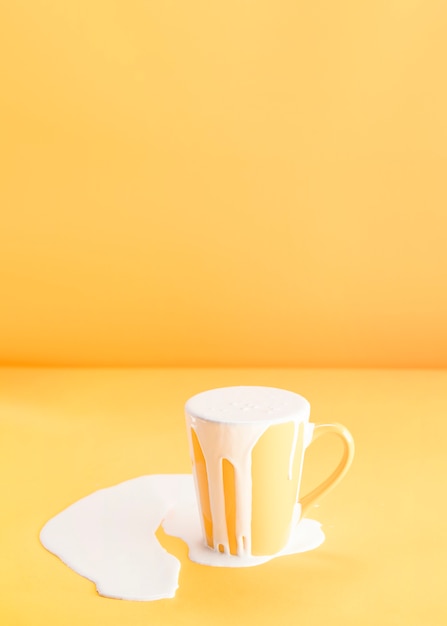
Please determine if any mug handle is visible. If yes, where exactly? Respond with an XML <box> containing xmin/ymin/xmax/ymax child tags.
<box><xmin>300</xmin><ymin>423</ymin><xmax>355</xmax><ymax>516</ymax></box>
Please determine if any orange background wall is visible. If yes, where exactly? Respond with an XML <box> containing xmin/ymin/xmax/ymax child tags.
<box><xmin>1</xmin><ymin>1</ymin><xmax>446</xmax><ymax>367</ymax></box>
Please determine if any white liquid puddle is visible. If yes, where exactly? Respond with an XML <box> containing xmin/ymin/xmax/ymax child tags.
<box><xmin>40</xmin><ymin>474</ymin><xmax>325</xmax><ymax>602</ymax></box>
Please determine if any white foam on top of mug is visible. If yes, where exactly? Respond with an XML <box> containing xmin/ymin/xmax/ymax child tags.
<box><xmin>185</xmin><ymin>386</ymin><xmax>310</xmax><ymax>424</ymax></box>
<box><xmin>185</xmin><ymin>386</ymin><xmax>313</xmax><ymax>556</ymax></box>
<box><xmin>40</xmin><ymin>474</ymin><xmax>325</xmax><ymax>602</ymax></box>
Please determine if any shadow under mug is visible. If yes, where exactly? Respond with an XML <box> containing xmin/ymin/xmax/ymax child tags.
<box><xmin>185</xmin><ymin>386</ymin><xmax>354</xmax><ymax>557</ymax></box>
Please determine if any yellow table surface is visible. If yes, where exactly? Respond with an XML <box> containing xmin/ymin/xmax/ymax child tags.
<box><xmin>1</xmin><ymin>367</ymin><xmax>445</xmax><ymax>625</ymax></box>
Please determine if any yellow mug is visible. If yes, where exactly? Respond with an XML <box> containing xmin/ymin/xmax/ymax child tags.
<box><xmin>185</xmin><ymin>386</ymin><xmax>354</xmax><ymax>557</ymax></box>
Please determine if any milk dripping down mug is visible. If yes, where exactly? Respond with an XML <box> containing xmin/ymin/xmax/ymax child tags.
<box><xmin>185</xmin><ymin>386</ymin><xmax>354</xmax><ymax>558</ymax></box>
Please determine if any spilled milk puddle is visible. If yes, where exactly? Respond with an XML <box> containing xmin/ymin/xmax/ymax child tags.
<box><xmin>40</xmin><ymin>474</ymin><xmax>324</xmax><ymax>601</ymax></box>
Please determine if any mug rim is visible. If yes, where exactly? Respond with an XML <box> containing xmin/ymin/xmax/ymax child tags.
<box><xmin>185</xmin><ymin>385</ymin><xmax>311</xmax><ymax>425</ymax></box>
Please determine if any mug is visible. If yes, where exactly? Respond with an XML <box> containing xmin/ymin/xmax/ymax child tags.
<box><xmin>185</xmin><ymin>386</ymin><xmax>354</xmax><ymax>557</ymax></box>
